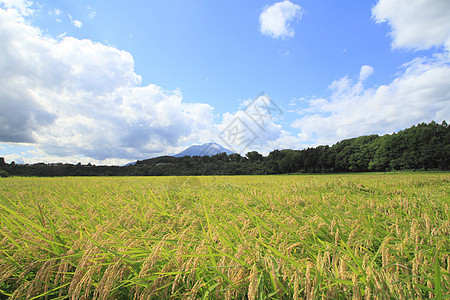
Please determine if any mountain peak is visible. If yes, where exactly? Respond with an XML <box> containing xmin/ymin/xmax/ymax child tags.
<box><xmin>174</xmin><ymin>142</ymin><xmax>234</xmax><ymax>157</ymax></box>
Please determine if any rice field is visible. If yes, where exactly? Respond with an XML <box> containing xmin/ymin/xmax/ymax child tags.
<box><xmin>0</xmin><ymin>173</ymin><xmax>449</xmax><ymax>299</ymax></box>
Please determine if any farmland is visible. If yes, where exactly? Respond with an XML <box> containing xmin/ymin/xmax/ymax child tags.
<box><xmin>0</xmin><ymin>173</ymin><xmax>449</xmax><ymax>299</ymax></box>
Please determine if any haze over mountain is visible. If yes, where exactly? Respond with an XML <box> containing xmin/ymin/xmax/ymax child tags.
<box><xmin>174</xmin><ymin>142</ymin><xmax>234</xmax><ymax>157</ymax></box>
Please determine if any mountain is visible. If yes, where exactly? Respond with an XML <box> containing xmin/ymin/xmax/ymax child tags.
<box><xmin>174</xmin><ymin>142</ymin><xmax>234</xmax><ymax>157</ymax></box>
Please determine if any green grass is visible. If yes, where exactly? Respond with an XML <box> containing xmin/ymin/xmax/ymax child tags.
<box><xmin>0</xmin><ymin>173</ymin><xmax>449</xmax><ymax>299</ymax></box>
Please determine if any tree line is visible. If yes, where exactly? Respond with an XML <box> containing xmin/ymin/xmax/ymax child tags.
<box><xmin>1</xmin><ymin>121</ymin><xmax>448</xmax><ymax>177</ymax></box>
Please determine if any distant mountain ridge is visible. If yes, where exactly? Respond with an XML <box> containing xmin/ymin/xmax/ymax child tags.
<box><xmin>122</xmin><ymin>142</ymin><xmax>233</xmax><ymax>166</ymax></box>
<box><xmin>174</xmin><ymin>142</ymin><xmax>234</xmax><ymax>157</ymax></box>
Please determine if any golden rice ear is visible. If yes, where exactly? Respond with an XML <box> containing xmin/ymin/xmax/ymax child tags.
<box><xmin>352</xmin><ymin>273</ymin><xmax>362</xmax><ymax>300</ymax></box>
<box><xmin>364</xmin><ymin>284</ymin><xmax>371</xmax><ymax>300</ymax></box>
<box><xmin>68</xmin><ymin>245</ymin><xmax>103</xmax><ymax>299</ymax></box>
<box><xmin>247</xmin><ymin>264</ymin><xmax>258</xmax><ymax>300</ymax></box>
<box><xmin>186</xmin><ymin>280</ymin><xmax>204</xmax><ymax>300</ymax></box>
<box><xmin>30</xmin><ymin>260</ymin><xmax>56</xmax><ymax>297</ymax></box>
<box><xmin>93</xmin><ymin>259</ymin><xmax>127</xmax><ymax>300</ymax></box>
<box><xmin>0</xmin><ymin>265</ymin><xmax>17</xmax><ymax>288</ymax></box>
<box><xmin>10</xmin><ymin>280</ymin><xmax>32</xmax><ymax>300</ymax></box>
<box><xmin>305</xmin><ymin>260</ymin><xmax>317</xmax><ymax>300</ymax></box>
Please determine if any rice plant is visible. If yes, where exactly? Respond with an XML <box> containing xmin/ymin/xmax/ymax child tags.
<box><xmin>0</xmin><ymin>173</ymin><xmax>449</xmax><ymax>299</ymax></box>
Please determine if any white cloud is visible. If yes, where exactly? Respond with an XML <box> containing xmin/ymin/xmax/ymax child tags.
<box><xmin>292</xmin><ymin>55</ymin><xmax>450</xmax><ymax>146</ymax></box>
<box><xmin>87</xmin><ymin>5</ymin><xmax>96</xmax><ymax>20</ymax></box>
<box><xmin>3</xmin><ymin>151</ymin><xmax>131</xmax><ymax>166</ymax></box>
<box><xmin>4</xmin><ymin>154</ymin><xmax>25</xmax><ymax>164</ymax></box>
<box><xmin>0</xmin><ymin>0</ymin><xmax>32</xmax><ymax>16</ymax></box>
<box><xmin>218</xmin><ymin>94</ymin><xmax>302</xmax><ymax>154</ymax></box>
<box><xmin>72</xmin><ymin>19</ymin><xmax>82</xmax><ymax>28</ymax></box>
<box><xmin>359</xmin><ymin>65</ymin><xmax>374</xmax><ymax>81</ymax></box>
<box><xmin>68</xmin><ymin>13</ymin><xmax>82</xmax><ymax>28</ymax></box>
<box><xmin>292</xmin><ymin>0</ymin><xmax>450</xmax><ymax>146</ymax></box>
<box><xmin>259</xmin><ymin>0</ymin><xmax>303</xmax><ymax>39</ymax></box>
<box><xmin>49</xmin><ymin>8</ymin><xmax>61</xmax><ymax>16</ymax></box>
<box><xmin>48</xmin><ymin>8</ymin><xmax>62</xmax><ymax>22</ymax></box>
<box><xmin>0</xmin><ymin>4</ymin><xmax>217</xmax><ymax>163</ymax></box>
<box><xmin>372</xmin><ymin>0</ymin><xmax>450</xmax><ymax>50</ymax></box>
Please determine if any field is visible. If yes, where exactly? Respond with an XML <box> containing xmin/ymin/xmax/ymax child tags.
<box><xmin>0</xmin><ymin>173</ymin><xmax>449</xmax><ymax>299</ymax></box>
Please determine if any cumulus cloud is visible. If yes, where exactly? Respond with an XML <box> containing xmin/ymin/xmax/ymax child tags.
<box><xmin>0</xmin><ymin>0</ymin><xmax>32</xmax><ymax>16</ymax></box>
<box><xmin>291</xmin><ymin>0</ymin><xmax>450</xmax><ymax>146</ymax></box>
<box><xmin>3</xmin><ymin>150</ymin><xmax>132</xmax><ymax>166</ymax></box>
<box><xmin>3</xmin><ymin>154</ymin><xmax>25</xmax><ymax>164</ymax></box>
<box><xmin>259</xmin><ymin>0</ymin><xmax>303</xmax><ymax>39</ymax></box>
<box><xmin>359</xmin><ymin>65</ymin><xmax>374</xmax><ymax>82</ymax></box>
<box><xmin>292</xmin><ymin>55</ymin><xmax>450</xmax><ymax>145</ymax></box>
<box><xmin>0</xmin><ymin>4</ymin><xmax>216</xmax><ymax>163</ymax></box>
<box><xmin>218</xmin><ymin>94</ymin><xmax>302</xmax><ymax>154</ymax></box>
<box><xmin>372</xmin><ymin>0</ymin><xmax>450</xmax><ymax>50</ymax></box>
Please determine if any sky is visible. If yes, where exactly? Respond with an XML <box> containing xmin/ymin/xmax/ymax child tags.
<box><xmin>0</xmin><ymin>0</ymin><xmax>449</xmax><ymax>165</ymax></box>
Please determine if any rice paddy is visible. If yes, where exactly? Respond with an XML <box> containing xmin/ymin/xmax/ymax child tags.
<box><xmin>0</xmin><ymin>173</ymin><xmax>449</xmax><ymax>299</ymax></box>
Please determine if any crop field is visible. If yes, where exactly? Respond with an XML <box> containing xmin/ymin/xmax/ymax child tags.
<box><xmin>0</xmin><ymin>173</ymin><xmax>449</xmax><ymax>299</ymax></box>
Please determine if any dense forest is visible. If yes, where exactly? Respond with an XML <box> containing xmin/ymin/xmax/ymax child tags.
<box><xmin>1</xmin><ymin>121</ymin><xmax>448</xmax><ymax>177</ymax></box>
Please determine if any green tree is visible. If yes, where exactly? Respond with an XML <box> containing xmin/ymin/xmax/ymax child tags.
<box><xmin>246</xmin><ymin>151</ymin><xmax>263</xmax><ymax>162</ymax></box>
<box><xmin>0</xmin><ymin>169</ymin><xmax>10</xmax><ymax>177</ymax></box>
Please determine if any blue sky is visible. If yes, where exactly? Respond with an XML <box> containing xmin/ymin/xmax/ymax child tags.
<box><xmin>0</xmin><ymin>0</ymin><xmax>449</xmax><ymax>165</ymax></box>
